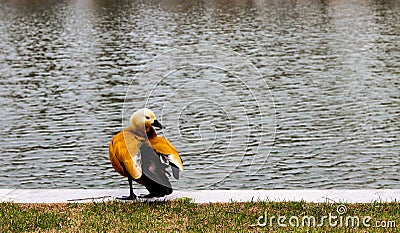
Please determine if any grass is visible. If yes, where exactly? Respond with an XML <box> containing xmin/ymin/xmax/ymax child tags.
<box><xmin>0</xmin><ymin>198</ymin><xmax>398</xmax><ymax>232</ymax></box>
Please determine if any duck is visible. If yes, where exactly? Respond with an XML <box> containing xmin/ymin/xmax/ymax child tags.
<box><xmin>109</xmin><ymin>108</ymin><xmax>183</xmax><ymax>199</ymax></box>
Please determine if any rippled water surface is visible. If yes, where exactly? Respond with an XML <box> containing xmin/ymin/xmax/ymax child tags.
<box><xmin>0</xmin><ymin>0</ymin><xmax>399</xmax><ymax>189</ymax></box>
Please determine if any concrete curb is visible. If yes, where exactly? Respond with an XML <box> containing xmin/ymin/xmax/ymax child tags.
<box><xmin>0</xmin><ymin>189</ymin><xmax>399</xmax><ymax>204</ymax></box>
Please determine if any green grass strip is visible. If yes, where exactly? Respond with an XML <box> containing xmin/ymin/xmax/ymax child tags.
<box><xmin>0</xmin><ymin>198</ymin><xmax>398</xmax><ymax>232</ymax></box>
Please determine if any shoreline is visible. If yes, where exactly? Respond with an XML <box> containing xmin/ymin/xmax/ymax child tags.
<box><xmin>1</xmin><ymin>189</ymin><xmax>399</xmax><ymax>204</ymax></box>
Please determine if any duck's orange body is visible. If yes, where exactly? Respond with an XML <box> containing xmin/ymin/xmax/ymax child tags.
<box><xmin>109</xmin><ymin>128</ymin><xmax>143</xmax><ymax>180</ymax></box>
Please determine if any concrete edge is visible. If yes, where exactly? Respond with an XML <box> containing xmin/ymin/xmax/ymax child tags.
<box><xmin>0</xmin><ymin>189</ymin><xmax>399</xmax><ymax>204</ymax></box>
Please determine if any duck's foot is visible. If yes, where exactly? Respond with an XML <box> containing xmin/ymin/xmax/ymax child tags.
<box><xmin>116</xmin><ymin>194</ymin><xmax>137</xmax><ymax>200</ymax></box>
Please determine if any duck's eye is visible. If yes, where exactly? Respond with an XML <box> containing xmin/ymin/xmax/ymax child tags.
<box><xmin>145</xmin><ymin>116</ymin><xmax>150</xmax><ymax>120</ymax></box>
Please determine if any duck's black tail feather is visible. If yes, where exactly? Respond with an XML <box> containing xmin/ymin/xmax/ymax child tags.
<box><xmin>138</xmin><ymin>142</ymin><xmax>173</xmax><ymax>197</ymax></box>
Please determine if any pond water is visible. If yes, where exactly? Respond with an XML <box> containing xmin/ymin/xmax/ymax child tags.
<box><xmin>0</xmin><ymin>0</ymin><xmax>399</xmax><ymax>189</ymax></box>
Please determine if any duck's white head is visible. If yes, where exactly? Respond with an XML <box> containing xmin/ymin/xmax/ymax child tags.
<box><xmin>130</xmin><ymin>108</ymin><xmax>164</xmax><ymax>132</ymax></box>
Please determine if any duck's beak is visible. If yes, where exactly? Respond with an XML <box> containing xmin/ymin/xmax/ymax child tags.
<box><xmin>151</xmin><ymin>119</ymin><xmax>165</xmax><ymax>129</ymax></box>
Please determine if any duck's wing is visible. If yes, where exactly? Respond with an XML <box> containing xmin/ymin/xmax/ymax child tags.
<box><xmin>149</xmin><ymin>136</ymin><xmax>183</xmax><ymax>179</ymax></box>
<box><xmin>109</xmin><ymin>129</ymin><xmax>142</xmax><ymax>179</ymax></box>
<box><xmin>139</xmin><ymin>141</ymin><xmax>172</xmax><ymax>188</ymax></box>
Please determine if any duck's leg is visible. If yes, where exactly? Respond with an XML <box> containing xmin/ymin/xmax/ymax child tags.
<box><xmin>117</xmin><ymin>177</ymin><xmax>136</xmax><ymax>200</ymax></box>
